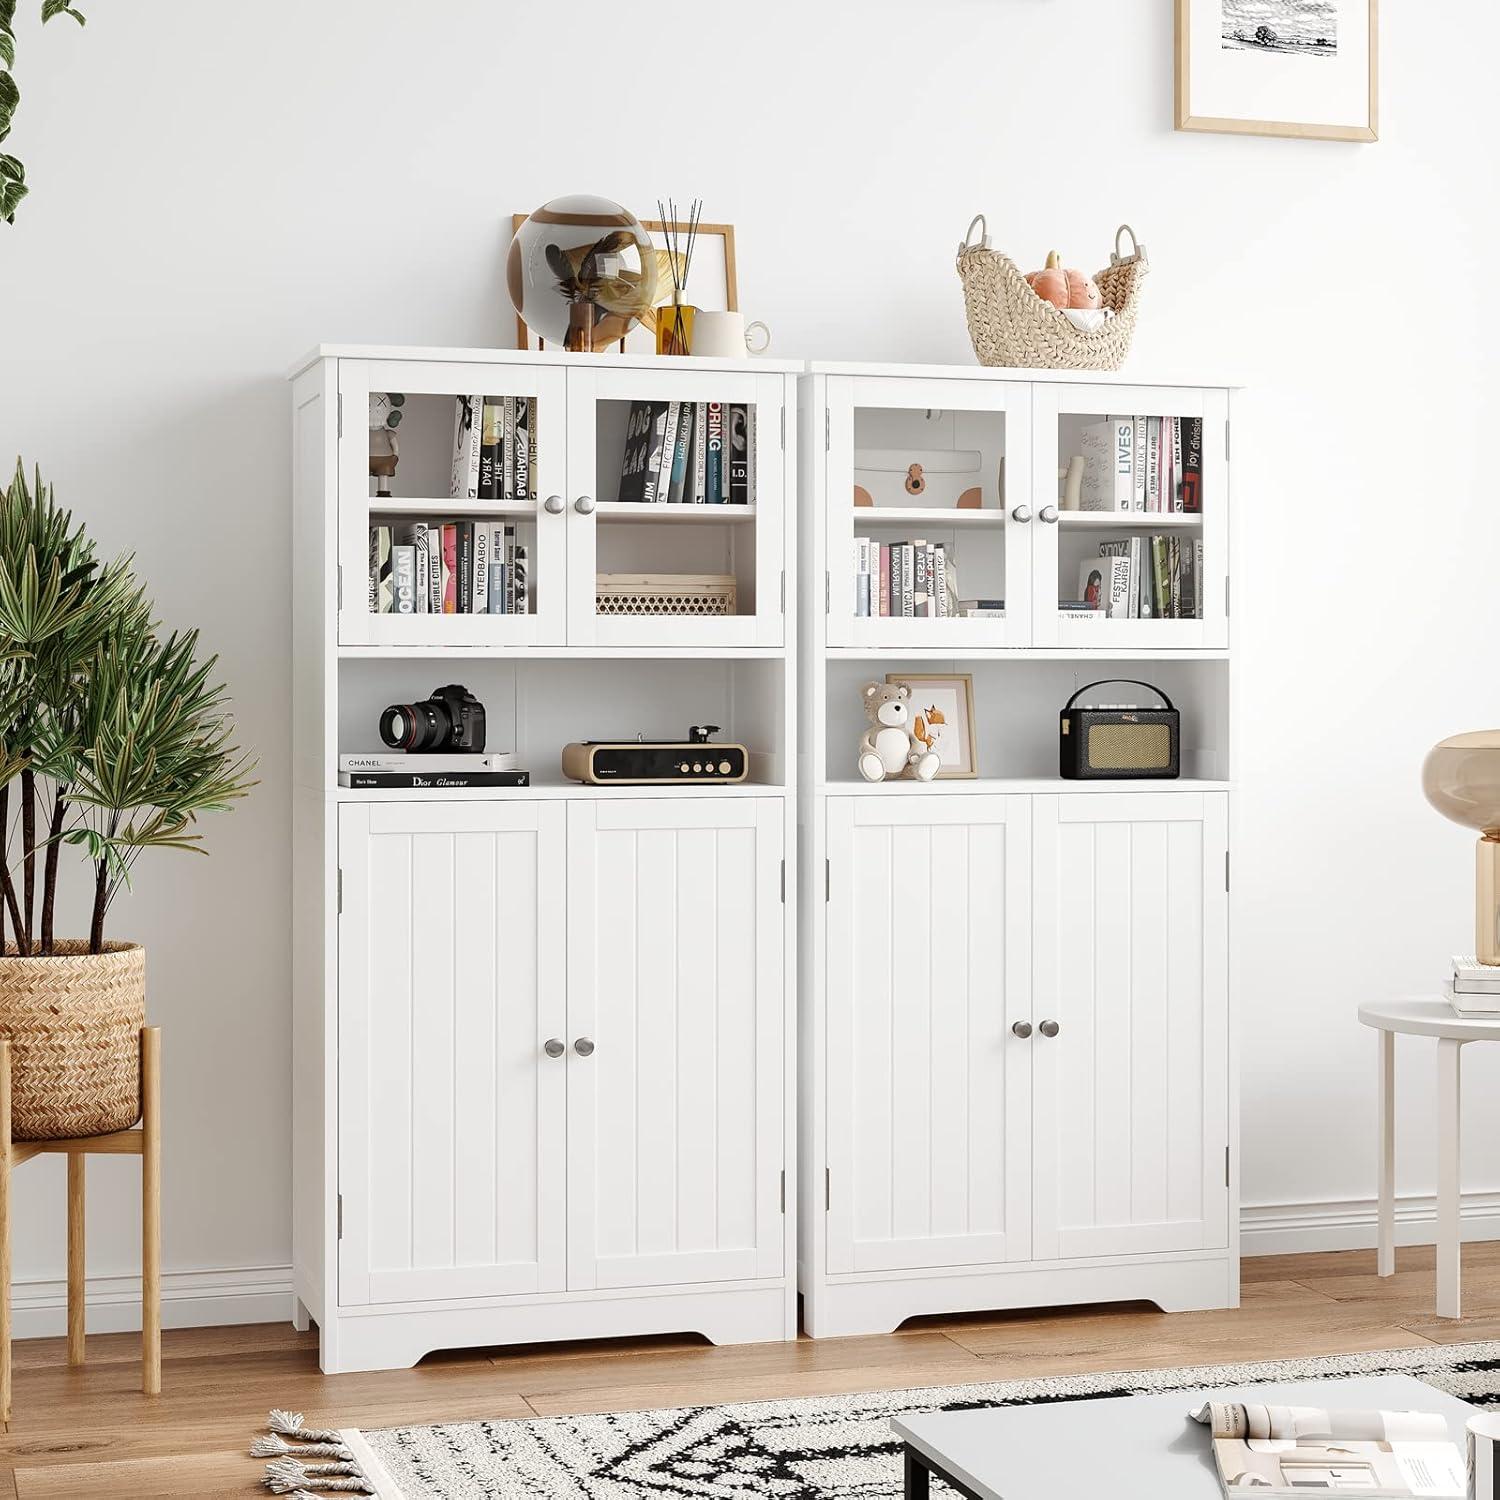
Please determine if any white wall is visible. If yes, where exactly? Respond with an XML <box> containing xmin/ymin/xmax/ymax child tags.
<box><xmin>2</xmin><ymin>0</ymin><xmax>1496</xmax><ymax>1331</ymax></box>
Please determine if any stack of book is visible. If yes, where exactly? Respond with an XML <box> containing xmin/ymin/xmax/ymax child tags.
<box><xmin>853</xmin><ymin>538</ymin><xmax>955</xmax><ymax>618</ymax></box>
<box><xmin>1074</xmin><ymin>536</ymin><xmax>1202</xmax><ymax>620</ymax></box>
<box><xmin>1078</xmin><ymin>414</ymin><xmax>1203</xmax><ymax>513</ymax></box>
<box><xmin>450</xmin><ymin>395</ymin><xmax>537</xmax><ymax>501</ymax></box>
<box><xmin>616</xmin><ymin>400</ymin><xmax>755</xmax><ymax>505</ymax></box>
<box><xmin>338</xmin><ymin>751</ymin><xmax>528</xmax><ymax>790</ymax></box>
<box><xmin>1446</xmin><ymin>955</ymin><xmax>1500</xmax><ymax>1017</ymax></box>
<box><xmin>368</xmin><ymin>521</ymin><xmax>528</xmax><ymax>616</ymax></box>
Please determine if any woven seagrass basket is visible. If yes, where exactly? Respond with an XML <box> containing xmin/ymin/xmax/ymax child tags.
<box><xmin>957</xmin><ymin>217</ymin><xmax>1149</xmax><ymax>372</ymax></box>
<box><xmin>0</xmin><ymin>940</ymin><xmax>145</xmax><ymax>1140</ymax></box>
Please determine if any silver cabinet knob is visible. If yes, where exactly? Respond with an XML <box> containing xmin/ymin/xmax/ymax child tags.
<box><xmin>573</xmin><ymin>495</ymin><xmax>595</xmax><ymax>515</ymax></box>
<box><xmin>1039</xmin><ymin>504</ymin><xmax>1059</xmax><ymax>524</ymax></box>
<box><xmin>1011</xmin><ymin>504</ymin><xmax>1033</xmax><ymax>523</ymax></box>
<box><xmin>573</xmin><ymin>1037</ymin><xmax>595</xmax><ymax>1057</ymax></box>
<box><xmin>1011</xmin><ymin>1020</ymin><xmax>1033</xmax><ymax>1039</ymax></box>
<box><xmin>1039</xmin><ymin>1019</ymin><xmax>1060</xmax><ymax>1038</ymax></box>
<box><xmin>543</xmin><ymin>494</ymin><xmax>565</xmax><ymax>514</ymax></box>
<box><xmin>543</xmin><ymin>1038</ymin><xmax>565</xmax><ymax>1058</ymax></box>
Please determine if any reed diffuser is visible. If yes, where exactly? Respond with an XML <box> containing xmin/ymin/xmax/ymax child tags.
<box><xmin>655</xmin><ymin>198</ymin><xmax>702</xmax><ymax>356</ymax></box>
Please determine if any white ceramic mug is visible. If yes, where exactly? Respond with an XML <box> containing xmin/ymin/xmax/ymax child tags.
<box><xmin>691</xmin><ymin>311</ymin><xmax>771</xmax><ymax>358</ymax></box>
<box><xmin>1469</xmin><ymin>1414</ymin><xmax>1500</xmax><ymax>1498</ymax></box>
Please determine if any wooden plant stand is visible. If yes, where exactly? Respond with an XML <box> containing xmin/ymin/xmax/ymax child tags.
<box><xmin>0</xmin><ymin>1027</ymin><xmax>161</xmax><ymax>1426</ymax></box>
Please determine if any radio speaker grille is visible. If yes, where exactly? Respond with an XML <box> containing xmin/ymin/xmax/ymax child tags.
<box><xmin>1087</xmin><ymin>723</ymin><xmax>1172</xmax><ymax>771</ymax></box>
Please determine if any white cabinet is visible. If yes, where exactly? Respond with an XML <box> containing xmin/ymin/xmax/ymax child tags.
<box><xmin>807</xmin><ymin>786</ymin><xmax>1233</xmax><ymax>1338</ymax></box>
<box><xmin>330</xmin><ymin>795</ymin><xmax>790</xmax><ymax>1368</ymax></box>
<box><xmin>1031</xmin><ymin>794</ymin><xmax>1230</xmax><ymax>1260</ymax></box>
<box><xmin>566</xmin><ymin>800</ymin><xmax>786</xmax><ymax>1290</ymax></box>
<box><xmin>824</xmin><ymin>796</ymin><xmax>1032</xmax><ymax>1275</ymax></box>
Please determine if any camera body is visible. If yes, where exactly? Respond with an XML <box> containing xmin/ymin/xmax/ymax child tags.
<box><xmin>380</xmin><ymin>684</ymin><xmax>487</xmax><ymax>754</ymax></box>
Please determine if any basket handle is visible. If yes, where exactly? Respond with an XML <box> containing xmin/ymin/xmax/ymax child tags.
<box><xmin>1062</xmin><ymin>678</ymin><xmax>1175</xmax><ymax>713</ymax></box>
<box><xmin>959</xmin><ymin>214</ymin><xmax>989</xmax><ymax>255</ymax></box>
<box><xmin>1111</xmin><ymin>224</ymin><xmax>1145</xmax><ymax>265</ymax></box>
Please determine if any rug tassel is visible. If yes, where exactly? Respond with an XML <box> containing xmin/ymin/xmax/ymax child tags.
<box><xmin>268</xmin><ymin>1408</ymin><xmax>345</xmax><ymax>1444</ymax></box>
<box><xmin>252</xmin><ymin>1433</ymin><xmax>352</xmax><ymax>1460</ymax></box>
<box><xmin>263</xmin><ymin>1456</ymin><xmax>372</xmax><ymax>1494</ymax></box>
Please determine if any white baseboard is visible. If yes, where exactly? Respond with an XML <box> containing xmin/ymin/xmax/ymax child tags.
<box><xmin>10</xmin><ymin>1263</ymin><xmax>294</xmax><ymax>1340</ymax></box>
<box><xmin>1242</xmin><ymin>1192</ymin><xmax>1500</xmax><ymax>1258</ymax></box>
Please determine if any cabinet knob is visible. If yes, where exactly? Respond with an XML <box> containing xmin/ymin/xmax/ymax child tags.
<box><xmin>574</xmin><ymin>495</ymin><xmax>596</xmax><ymax>515</ymax></box>
<box><xmin>543</xmin><ymin>494</ymin><xmax>564</xmax><ymax>514</ymax></box>
<box><xmin>1039</xmin><ymin>504</ymin><xmax>1059</xmax><ymax>524</ymax></box>
<box><xmin>1011</xmin><ymin>1020</ymin><xmax>1033</xmax><ymax>1039</ymax></box>
<box><xmin>1011</xmin><ymin>504</ymin><xmax>1033</xmax><ymax>524</ymax></box>
<box><xmin>543</xmin><ymin>1038</ymin><xmax>565</xmax><ymax>1058</ymax></box>
<box><xmin>1039</xmin><ymin>1019</ymin><xmax>1061</xmax><ymax>1038</ymax></box>
<box><xmin>573</xmin><ymin>1037</ymin><xmax>596</xmax><ymax>1057</ymax></box>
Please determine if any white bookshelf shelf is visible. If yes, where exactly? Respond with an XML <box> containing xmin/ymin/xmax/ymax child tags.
<box><xmin>594</xmin><ymin>501</ymin><xmax>757</xmax><ymax>525</ymax></box>
<box><xmin>367</xmin><ymin>496</ymin><xmax>537</xmax><ymax>519</ymax></box>
<box><xmin>823</xmin><ymin>776</ymin><xmax>1232</xmax><ymax>796</ymax></box>
<box><xmin>853</xmin><ymin>506</ymin><xmax>1006</xmax><ymax>528</ymax></box>
<box><xmin>1058</xmin><ymin>511</ymin><xmax>1203</xmax><ymax>530</ymax></box>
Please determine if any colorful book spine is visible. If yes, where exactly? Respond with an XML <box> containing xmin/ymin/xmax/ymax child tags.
<box><xmin>479</xmin><ymin>400</ymin><xmax>501</xmax><ymax>499</ymax></box>
<box><xmin>728</xmin><ymin>403</ymin><xmax>750</xmax><ymax>504</ymax></box>
<box><xmin>879</xmin><ymin>543</ymin><xmax>891</xmax><ymax>616</ymax></box>
<box><xmin>488</xmin><ymin>523</ymin><xmax>507</xmax><ymax>614</ymax></box>
<box><xmin>691</xmin><ymin>402</ymin><xmax>708</xmax><ymax>503</ymax></box>
<box><xmin>668</xmin><ymin>401</ymin><xmax>693</xmax><ymax>502</ymax></box>
<box><xmin>424</xmin><ymin>528</ymin><xmax>442</xmax><ymax>613</ymax></box>
<box><xmin>1170</xmin><ymin>416</ymin><xmax>1183</xmax><ymax>513</ymax></box>
<box><xmin>441</xmin><ymin>523</ymin><xmax>458</xmax><ymax>613</ymax></box>
<box><xmin>1180</xmin><ymin>416</ymin><xmax>1203</xmax><ymax>513</ymax></box>
<box><xmin>901</xmin><ymin>543</ymin><xmax>915</xmax><ymax>616</ymax></box>
<box><xmin>454</xmin><ymin>522</ymin><xmax>474</xmax><ymax>612</ymax></box>
<box><xmin>1145</xmin><ymin>416</ymin><xmax>1161</xmax><ymax>513</ymax></box>
<box><xmin>705</xmin><ymin>401</ymin><xmax>725</xmax><ymax>503</ymax></box>
<box><xmin>514</xmin><ymin>395</ymin><xmax>532</xmax><ymax>502</ymax></box>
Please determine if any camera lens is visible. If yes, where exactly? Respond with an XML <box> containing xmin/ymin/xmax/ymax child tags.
<box><xmin>380</xmin><ymin>702</ymin><xmax>449</xmax><ymax>752</ymax></box>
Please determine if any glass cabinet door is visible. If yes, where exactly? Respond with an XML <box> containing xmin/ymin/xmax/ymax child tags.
<box><xmin>337</xmin><ymin>359</ymin><xmax>568</xmax><ymax>647</ymax></box>
<box><xmin>825</xmin><ymin>376</ymin><xmax>1032</xmax><ymax>649</ymax></box>
<box><xmin>563</xmin><ymin>365</ymin><xmax>787</xmax><ymax>649</ymax></box>
<box><xmin>1030</xmin><ymin>384</ymin><xmax>1229</xmax><ymax>650</ymax></box>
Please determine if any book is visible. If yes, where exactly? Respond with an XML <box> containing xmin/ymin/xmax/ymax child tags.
<box><xmin>1191</xmin><ymin>1399</ymin><xmax>1464</xmax><ymax>1498</ymax></box>
<box><xmin>1132</xmin><ymin>416</ymin><xmax>1148</xmax><ymax>510</ymax></box>
<box><xmin>913</xmin><ymin>541</ymin><xmax>930</xmax><ymax>617</ymax></box>
<box><xmin>900</xmin><ymin>543</ymin><xmax>916</xmax><ymax>616</ymax></box>
<box><xmin>440</xmin><ymin>524</ymin><xmax>458</xmax><ymax>613</ymax></box>
<box><xmin>1145</xmin><ymin>416</ymin><xmax>1161</xmax><ymax>513</ymax></box>
<box><xmin>728</xmin><ymin>403</ymin><xmax>750</xmax><ymax>504</ymax></box>
<box><xmin>390</xmin><ymin>544</ymin><xmax>415</xmax><ymax>614</ymax></box>
<box><xmin>1170</xmin><ymin>415</ymin><xmax>1184</xmax><ymax>512</ymax></box>
<box><xmin>1079</xmin><ymin>554</ymin><xmax>1131</xmax><ymax>616</ymax></box>
<box><xmin>1150</xmin><ymin>535</ymin><xmax>1170</xmax><ymax>617</ymax></box>
<box><xmin>449</xmin><ymin>395</ymin><xmax>480</xmax><ymax>499</ymax></box>
<box><xmin>454</xmin><ymin>522</ymin><xmax>473</xmax><ymax>612</ymax></box>
<box><xmin>1168</xmin><ymin>536</ymin><xmax>1182</xmax><ymax>618</ymax></box>
<box><xmin>618</xmin><ymin>400</ymin><xmax>654</xmax><ymax>504</ymax></box>
<box><xmin>514</xmin><ymin>395</ymin><xmax>532</xmax><ymax>502</ymax></box>
<box><xmin>878</xmin><ymin>543</ymin><xmax>891</xmax><ymax>616</ymax></box>
<box><xmin>1445</xmin><ymin>979</ymin><xmax>1500</xmax><ymax>1016</ymax></box>
<box><xmin>933</xmin><ymin>544</ymin><xmax>949</xmax><ymax>617</ymax></box>
<box><xmin>1452</xmin><ymin>956</ymin><xmax>1500</xmax><ymax>995</ymax></box>
<box><xmin>668</xmin><ymin>401</ymin><xmax>694</xmax><ymax>502</ymax></box>
<box><xmin>487</xmin><ymin>523</ymin><xmax>507</xmax><ymax>614</ymax></box>
<box><xmin>745</xmin><ymin>406</ymin><xmax>757</xmax><ymax>503</ymax></box>
<box><xmin>340</xmin><ymin>751</ymin><xmax>520</xmax><ymax>773</ymax></box>
<box><xmin>424</xmin><ymin>528</ymin><xmax>442</xmax><ymax>613</ymax></box>
<box><xmin>854</xmin><ymin>539</ymin><xmax>870</xmax><ymax>617</ymax></box>
<box><xmin>1079</xmin><ymin>419</ymin><xmax>1131</xmax><ymax>511</ymax></box>
<box><xmin>367</xmin><ymin>527</ymin><xmax>381</xmax><ymax>612</ymax></box>
<box><xmin>471</xmin><ymin>519</ymin><xmax>489</xmax><ymax>615</ymax></box>
<box><xmin>657</xmin><ymin>402</ymin><xmax>683</xmax><ymax>503</ymax></box>
<box><xmin>479</xmin><ymin>399</ymin><xmax>501</xmax><ymax>499</ymax></box>
<box><xmin>960</xmin><ymin>605</ymin><xmax>1005</xmax><ymax>618</ymax></box>
<box><xmin>396</xmin><ymin>524</ymin><xmax>428</xmax><ymax>614</ymax></box>
<box><xmin>338</xmin><ymin>770</ymin><xmax>532</xmax><ymax>789</ymax></box>
<box><xmin>691</xmin><ymin>401</ymin><xmax>708</xmax><ymax>503</ymax></box>
<box><xmin>705</xmin><ymin>401</ymin><xmax>725</xmax><ymax>503</ymax></box>
<box><xmin>511</xmin><ymin>540</ymin><xmax>528</xmax><ymax>615</ymax></box>
<box><xmin>1193</xmin><ymin>538</ymin><xmax>1204</xmax><ymax>618</ymax></box>
<box><xmin>1100</xmin><ymin>539</ymin><xmax>1137</xmax><ymax>618</ymax></box>
<box><xmin>372</xmin><ymin>526</ymin><xmax>393</xmax><ymax>613</ymax></box>
<box><xmin>1181</xmin><ymin>416</ymin><xmax>1204</xmax><ymax>513</ymax></box>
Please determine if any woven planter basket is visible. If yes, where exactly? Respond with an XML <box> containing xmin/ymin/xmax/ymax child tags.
<box><xmin>957</xmin><ymin>217</ymin><xmax>1150</xmax><ymax>372</ymax></box>
<box><xmin>0</xmin><ymin>941</ymin><xmax>145</xmax><ymax>1140</ymax></box>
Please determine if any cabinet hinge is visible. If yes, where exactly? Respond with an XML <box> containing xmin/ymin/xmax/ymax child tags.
<box><xmin>825</xmin><ymin>409</ymin><xmax>831</xmax><ymax>451</ymax></box>
<box><xmin>1224</xmin><ymin>419</ymin><xmax>1231</xmax><ymax>462</ymax></box>
<box><xmin>1225</xmin><ymin>850</ymin><xmax>1230</xmax><ymax>892</ymax></box>
<box><xmin>337</xmin><ymin>867</ymin><xmax>343</xmax><ymax>915</ymax></box>
<box><xmin>780</xmin><ymin>1169</ymin><xmax>786</xmax><ymax>1214</ymax></box>
<box><xmin>1225</xmin><ymin>1146</ymin><xmax>1231</xmax><ymax>1188</ymax></box>
<box><xmin>337</xmin><ymin>564</ymin><xmax>343</xmax><ymax>610</ymax></box>
<box><xmin>337</xmin><ymin>1193</ymin><xmax>344</xmax><ymax>1239</ymax></box>
<box><xmin>780</xmin><ymin>569</ymin><xmax>786</xmax><ymax>614</ymax></box>
<box><xmin>825</xmin><ymin>857</ymin><xmax>830</xmax><ymax>902</ymax></box>
<box><xmin>825</xmin><ymin>1167</ymin><xmax>831</xmax><ymax>1211</ymax></box>
<box><xmin>780</xmin><ymin>859</ymin><xmax>786</xmax><ymax>904</ymax></box>
<box><xmin>337</xmin><ymin>392</ymin><xmax>343</xmax><ymax>439</ymax></box>
<box><xmin>825</xmin><ymin>571</ymin><xmax>831</xmax><ymax>615</ymax></box>
<box><xmin>780</xmin><ymin>406</ymin><xmax>786</xmax><ymax>450</ymax></box>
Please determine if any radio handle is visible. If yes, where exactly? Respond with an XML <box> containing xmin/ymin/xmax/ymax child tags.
<box><xmin>1062</xmin><ymin>679</ymin><xmax>1175</xmax><ymax>713</ymax></box>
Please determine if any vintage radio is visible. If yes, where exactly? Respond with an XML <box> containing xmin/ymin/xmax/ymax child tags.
<box><xmin>1059</xmin><ymin>680</ymin><xmax>1180</xmax><ymax>780</ymax></box>
<box><xmin>561</xmin><ymin>724</ymin><xmax>749</xmax><ymax>785</ymax></box>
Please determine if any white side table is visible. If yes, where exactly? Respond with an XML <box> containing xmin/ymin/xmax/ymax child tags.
<box><xmin>1358</xmin><ymin>997</ymin><xmax>1500</xmax><ymax>1319</ymax></box>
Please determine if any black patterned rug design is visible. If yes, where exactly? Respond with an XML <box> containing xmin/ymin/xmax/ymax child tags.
<box><xmin>343</xmin><ymin>1342</ymin><xmax>1500</xmax><ymax>1498</ymax></box>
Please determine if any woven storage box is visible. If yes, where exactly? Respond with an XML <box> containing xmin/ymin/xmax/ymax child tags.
<box><xmin>0</xmin><ymin>941</ymin><xmax>145</xmax><ymax>1140</ymax></box>
<box><xmin>596</xmin><ymin>574</ymin><xmax>738</xmax><ymax>616</ymax></box>
<box><xmin>957</xmin><ymin>218</ymin><xmax>1149</xmax><ymax>372</ymax></box>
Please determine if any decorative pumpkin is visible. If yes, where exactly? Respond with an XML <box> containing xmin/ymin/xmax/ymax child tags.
<box><xmin>1025</xmin><ymin>252</ymin><xmax>1102</xmax><ymax>312</ymax></box>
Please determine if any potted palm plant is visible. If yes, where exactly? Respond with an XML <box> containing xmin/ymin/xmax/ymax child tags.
<box><xmin>0</xmin><ymin>460</ymin><xmax>254</xmax><ymax>1139</ymax></box>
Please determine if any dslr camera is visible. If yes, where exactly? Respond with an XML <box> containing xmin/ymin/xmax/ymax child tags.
<box><xmin>379</xmin><ymin>684</ymin><xmax>486</xmax><ymax>753</ymax></box>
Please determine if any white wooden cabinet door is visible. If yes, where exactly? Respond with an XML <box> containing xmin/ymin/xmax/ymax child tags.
<box><xmin>338</xmin><ymin>801</ymin><xmax>567</xmax><ymax>1305</ymax></box>
<box><xmin>566</xmin><ymin>798</ymin><xmax>785</xmax><ymax>1290</ymax></box>
<box><xmin>1031</xmin><ymin>793</ymin><xmax>1229</xmax><ymax>1260</ymax></box>
<box><xmin>824</xmin><ymin>796</ymin><xmax>1033</xmax><ymax>1275</ymax></box>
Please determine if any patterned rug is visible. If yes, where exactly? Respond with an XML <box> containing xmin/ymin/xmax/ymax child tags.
<box><xmin>258</xmin><ymin>1341</ymin><xmax>1500</xmax><ymax>1499</ymax></box>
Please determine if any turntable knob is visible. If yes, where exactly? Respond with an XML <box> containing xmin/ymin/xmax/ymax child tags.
<box><xmin>679</xmin><ymin>762</ymin><xmax>690</xmax><ymax>773</ymax></box>
<box><xmin>692</xmin><ymin>762</ymin><xmax>702</xmax><ymax>773</ymax></box>
<box><xmin>718</xmin><ymin>761</ymin><xmax>732</xmax><ymax>775</ymax></box>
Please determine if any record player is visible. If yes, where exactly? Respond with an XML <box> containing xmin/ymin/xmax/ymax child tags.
<box><xmin>561</xmin><ymin>725</ymin><xmax>749</xmax><ymax>785</ymax></box>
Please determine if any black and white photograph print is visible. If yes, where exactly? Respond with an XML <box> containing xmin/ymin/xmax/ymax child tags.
<box><xmin>1177</xmin><ymin>0</ymin><xmax>1376</xmax><ymax>142</ymax></box>
<box><xmin>1221</xmin><ymin>0</ymin><xmax>1338</xmax><ymax>59</ymax></box>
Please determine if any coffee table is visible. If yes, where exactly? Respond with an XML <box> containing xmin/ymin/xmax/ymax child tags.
<box><xmin>892</xmin><ymin>1374</ymin><xmax>1473</xmax><ymax>1498</ymax></box>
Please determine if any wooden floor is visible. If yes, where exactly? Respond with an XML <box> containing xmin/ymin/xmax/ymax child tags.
<box><xmin>6</xmin><ymin>1244</ymin><xmax>1500</xmax><ymax>1498</ymax></box>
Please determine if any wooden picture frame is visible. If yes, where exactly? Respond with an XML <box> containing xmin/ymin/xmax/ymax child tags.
<box><xmin>511</xmin><ymin>214</ymin><xmax>739</xmax><ymax>353</ymax></box>
<box><xmin>885</xmin><ymin>673</ymin><xmax>978</xmax><ymax>780</ymax></box>
<box><xmin>1176</xmin><ymin>0</ymin><xmax>1377</xmax><ymax>142</ymax></box>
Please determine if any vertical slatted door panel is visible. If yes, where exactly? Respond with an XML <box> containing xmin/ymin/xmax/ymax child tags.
<box><xmin>1031</xmin><ymin>793</ymin><xmax>1229</xmax><ymax>1261</ymax></box>
<box><xmin>338</xmin><ymin>801</ymin><xmax>566</xmax><ymax>1306</ymax></box>
<box><xmin>824</xmin><ymin>796</ymin><xmax>1032</xmax><ymax>1276</ymax></box>
<box><xmin>567</xmin><ymin>799</ymin><xmax>785</xmax><ymax>1291</ymax></box>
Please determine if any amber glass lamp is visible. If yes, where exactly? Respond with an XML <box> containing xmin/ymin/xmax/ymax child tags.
<box><xmin>1423</xmin><ymin>731</ymin><xmax>1500</xmax><ymax>965</ymax></box>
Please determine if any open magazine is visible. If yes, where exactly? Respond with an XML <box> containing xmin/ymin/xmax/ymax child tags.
<box><xmin>1190</xmin><ymin>1401</ymin><xmax>1465</xmax><ymax>1497</ymax></box>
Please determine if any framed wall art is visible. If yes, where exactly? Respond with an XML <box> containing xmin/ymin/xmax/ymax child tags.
<box><xmin>512</xmin><ymin>214</ymin><xmax>738</xmax><ymax>353</ymax></box>
<box><xmin>884</xmin><ymin>673</ymin><xmax>978</xmax><ymax>780</ymax></box>
<box><xmin>1176</xmin><ymin>0</ymin><xmax>1377</xmax><ymax>142</ymax></box>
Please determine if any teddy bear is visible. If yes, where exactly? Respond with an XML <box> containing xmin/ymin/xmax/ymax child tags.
<box><xmin>858</xmin><ymin>681</ymin><xmax>941</xmax><ymax>783</ymax></box>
